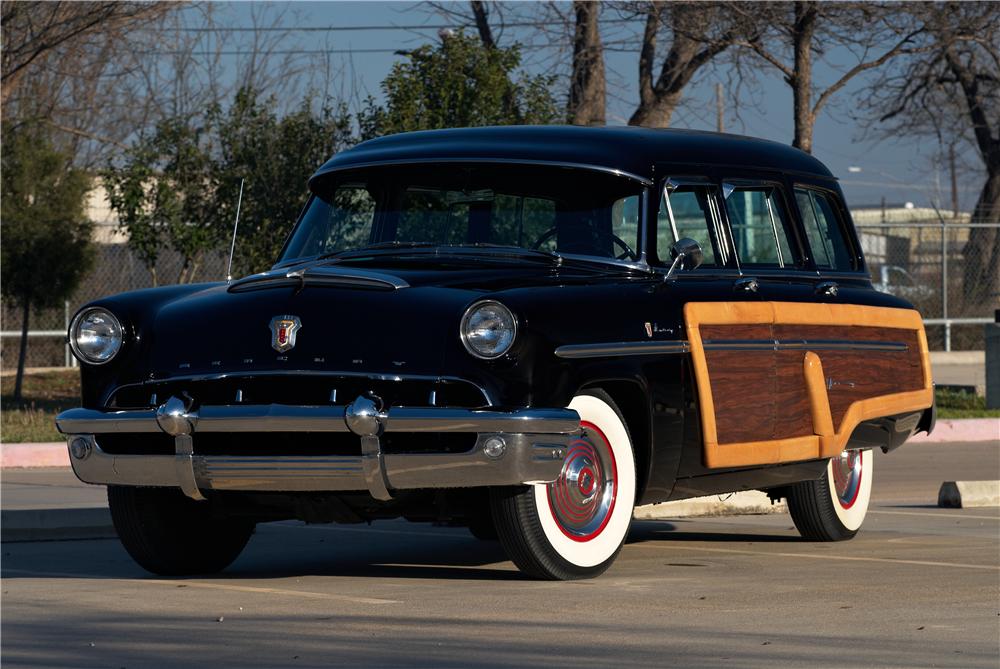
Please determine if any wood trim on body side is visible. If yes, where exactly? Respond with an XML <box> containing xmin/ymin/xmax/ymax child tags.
<box><xmin>684</xmin><ymin>301</ymin><xmax>933</xmax><ymax>469</ymax></box>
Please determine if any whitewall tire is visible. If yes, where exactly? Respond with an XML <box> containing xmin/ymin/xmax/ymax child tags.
<box><xmin>490</xmin><ymin>389</ymin><xmax>636</xmax><ymax>579</ymax></box>
<box><xmin>786</xmin><ymin>449</ymin><xmax>873</xmax><ymax>541</ymax></box>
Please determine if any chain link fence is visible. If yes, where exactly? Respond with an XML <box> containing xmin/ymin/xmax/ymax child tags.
<box><xmin>1</xmin><ymin>245</ymin><xmax>227</xmax><ymax>369</ymax></box>
<box><xmin>3</xmin><ymin>212</ymin><xmax>999</xmax><ymax>368</ymax></box>
<box><xmin>854</xmin><ymin>205</ymin><xmax>999</xmax><ymax>351</ymax></box>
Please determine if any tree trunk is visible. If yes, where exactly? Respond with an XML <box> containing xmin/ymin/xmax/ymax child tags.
<box><xmin>469</xmin><ymin>1</ymin><xmax>495</xmax><ymax>49</ymax></box>
<box><xmin>13</xmin><ymin>300</ymin><xmax>30</xmax><ymax>403</ymax></box>
<box><xmin>791</xmin><ymin>1</ymin><xmax>817</xmax><ymax>153</ymax></box>
<box><xmin>628</xmin><ymin>5</ymin><xmax>722</xmax><ymax>129</ymax></box>
<box><xmin>628</xmin><ymin>90</ymin><xmax>683</xmax><ymax>128</ymax></box>
<box><xmin>961</xmin><ymin>170</ymin><xmax>1000</xmax><ymax>306</ymax></box>
<box><xmin>567</xmin><ymin>0</ymin><xmax>605</xmax><ymax>126</ymax></box>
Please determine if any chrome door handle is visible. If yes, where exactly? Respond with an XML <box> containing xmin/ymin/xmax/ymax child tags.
<box><xmin>734</xmin><ymin>277</ymin><xmax>759</xmax><ymax>293</ymax></box>
<box><xmin>816</xmin><ymin>281</ymin><xmax>839</xmax><ymax>297</ymax></box>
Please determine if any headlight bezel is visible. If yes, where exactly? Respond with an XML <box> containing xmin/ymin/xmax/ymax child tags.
<box><xmin>460</xmin><ymin>299</ymin><xmax>518</xmax><ymax>360</ymax></box>
<box><xmin>69</xmin><ymin>307</ymin><xmax>124</xmax><ymax>365</ymax></box>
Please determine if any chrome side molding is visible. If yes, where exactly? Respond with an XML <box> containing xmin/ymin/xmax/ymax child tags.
<box><xmin>553</xmin><ymin>338</ymin><xmax>908</xmax><ymax>359</ymax></box>
<box><xmin>554</xmin><ymin>341</ymin><xmax>690</xmax><ymax>359</ymax></box>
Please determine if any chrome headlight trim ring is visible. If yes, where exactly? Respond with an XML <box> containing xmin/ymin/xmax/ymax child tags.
<box><xmin>69</xmin><ymin>307</ymin><xmax>124</xmax><ymax>365</ymax></box>
<box><xmin>459</xmin><ymin>299</ymin><xmax>518</xmax><ymax>360</ymax></box>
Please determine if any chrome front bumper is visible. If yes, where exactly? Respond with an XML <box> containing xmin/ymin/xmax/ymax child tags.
<box><xmin>55</xmin><ymin>395</ymin><xmax>580</xmax><ymax>502</ymax></box>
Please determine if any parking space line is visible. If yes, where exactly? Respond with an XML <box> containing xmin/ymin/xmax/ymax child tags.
<box><xmin>2</xmin><ymin>568</ymin><xmax>400</xmax><ymax>604</ymax></box>
<box><xmin>869</xmin><ymin>509</ymin><xmax>1000</xmax><ymax>520</ymax></box>
<box><xmin>630</xmin><ymin>544</ymin><xmax>1000</xmax><ymax>571</ymax></box>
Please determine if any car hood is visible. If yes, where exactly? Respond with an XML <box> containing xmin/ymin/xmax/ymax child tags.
<box><xmin>142</xmin><ymin>261</ymin><xmax>624</xmax><ymax>380</ymax></box>
<box><xmin>147</xmin><ymin>286</ymin><xmax>462</xmax><ymax>380</ymax></box>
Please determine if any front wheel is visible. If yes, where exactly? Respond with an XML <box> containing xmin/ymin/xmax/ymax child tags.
<box><xmin>108</xmin><ymin>486</ymin><xmax>255</xmax><ymax>575</ymax></box>
<box><xmin>491</xmin><ymin>390</ymin><xmax>636</xmax><ymax>580</ymax></box>
<box><xmin>786</xmin><ymin>449</ymin><xmax>873</xmax><ymax>541</ymax></box>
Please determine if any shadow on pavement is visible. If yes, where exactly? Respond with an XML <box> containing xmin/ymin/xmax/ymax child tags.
<box><xmin>628</xmin><ymin>519</ymin><xmax>805</xmax><ymax>544</ymax></box>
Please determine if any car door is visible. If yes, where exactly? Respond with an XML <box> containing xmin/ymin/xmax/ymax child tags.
<box><xmin>654</xmin><ymin>177</ymin><xmax>778</xmax><ymax>471</ymax></box>
<box><xmin>683</xmin><ymin>179</ymin><xmax>932</xmax><ymax>469</ymax></box>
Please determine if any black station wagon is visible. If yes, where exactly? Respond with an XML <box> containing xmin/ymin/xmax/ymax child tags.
<box><xmin>57</xmin><ymin>126</ymin><xmax>935</xmax><ymax>580</ymax></box>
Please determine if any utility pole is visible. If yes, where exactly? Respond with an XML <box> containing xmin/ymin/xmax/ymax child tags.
<box><xmin>715</xmin><ymin>83</ymin><xmax>724</xmax><ymax>133</ymax></box>
<box><xmin>949</xmin><ymin>144</ymin><xmax>959</xmax><ymax>218</ymax></box>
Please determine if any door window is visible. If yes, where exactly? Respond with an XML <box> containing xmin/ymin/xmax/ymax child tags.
<box><xmin>723</xmin><ymin>185</ymin><xmax>797</xmax><ymax>268</ymax></box>
<box><xmin>657</xmin><ymin>184</ymin><xmax>723</xmax><ymax>266</ymax></box>
<box><xmin>795</xmin><ymin>188</ymin><xmax>856</xmax><ymax>271</ymax></box>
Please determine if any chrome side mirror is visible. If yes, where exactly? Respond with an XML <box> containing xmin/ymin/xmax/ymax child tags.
<box><xmin>665</xmin><ymin>238</ymin><xmax>703</xmax><ymax>280</ymax></box>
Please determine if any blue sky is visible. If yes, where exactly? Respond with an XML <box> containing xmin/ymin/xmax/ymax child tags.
<box><xmin>194</xmin><ymin>1</ymin><xmax>983</xmax><ymax>211</ymax></box>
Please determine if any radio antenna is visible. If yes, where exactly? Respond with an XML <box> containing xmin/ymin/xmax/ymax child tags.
<box><xmin>226</xmin><ymin>178</ymin><xmax>245</xmax><ymax>283</ymax></box>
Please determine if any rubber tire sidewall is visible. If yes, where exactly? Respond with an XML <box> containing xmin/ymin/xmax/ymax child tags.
<box><xmin>786</xmin><ymin>448</ymin><xmax>873</xmax><ymax>541</ymax></box>
<box><xmin>532</xmin><ymin>393</ymin><xmax>636</xmax><ymax>568</ymax></box>
<box><xmin>108</xmin><ymin>485</ymin><xmax>254</xmax><ymax>576</ymax></box>
<box><xmin>491</xmin><ymin>389</ymin><xmax>636</xmax><ymax>579</ymax></box>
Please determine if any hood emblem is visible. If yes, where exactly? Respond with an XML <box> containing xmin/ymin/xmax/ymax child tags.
<box><xmin>269</xmin><ymin>315</ymin><xmax>302</xmax><ymax>352</ymax></box>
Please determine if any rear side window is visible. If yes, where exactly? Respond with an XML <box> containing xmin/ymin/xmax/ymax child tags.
<box><xmin>657</xmin><ymin>184</ymin><xmax>724</xmax><ymax>267</ymax></box>
<box><xmin>724</xmin><ymin>185</ymin><xmax>798</xmax><ymax>268</ymax></box>
<box><xmin>795</xmin><ymin>188</ymin><xmax>856</xmax><ymax>271</ymax></box>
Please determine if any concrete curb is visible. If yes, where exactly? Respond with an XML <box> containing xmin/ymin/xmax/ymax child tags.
<box><xmin>0</xmin><ymin>507</ymin><xmax>115</xmax><ymax>543</ymax></box>
<box><xmin>929</xmin><ymin>351</ymin><xmax>985</xmax><ymax>366</ymax></box>
<box><xmin>908</xmin><ymin>418</ymin><xmax>999</xmax><ymax>444</ymax></box>
<box><xmin>2</xmin><ymin>442</ymin><xmax>68</xmax><ymax>468</ymax></box>
<box><xmin>635</xmin><ymin>490</ymin><xmax>786</xmax><ymax>519</ymax></box>
<box><xmin>937</xmin><ymin>480</ymin><xmax>1000</xmax><ymax>508</ymax></box>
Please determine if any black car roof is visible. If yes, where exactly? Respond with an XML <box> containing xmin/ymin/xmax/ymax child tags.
<box><xmin>310</xmin><ymin>125</ymin><xmax>835</xmax><ymax>188</ymax></box>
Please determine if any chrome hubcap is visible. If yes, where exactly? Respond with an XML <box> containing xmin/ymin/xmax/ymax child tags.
<box><xmin>547</xmin><ymin>422</ymin><xmax>617</xmax><ymax>540</ymax></box>
<box><xmin>831</xmin><ymin>450</ymin><xmax>863</xmax><ymax>508</ymax></box>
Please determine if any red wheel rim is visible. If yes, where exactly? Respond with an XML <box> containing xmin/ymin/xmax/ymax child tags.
<box><xmin>546</xmin><ymin>421</ymin><xmax>618</xmax><ymax>542</ymax></box>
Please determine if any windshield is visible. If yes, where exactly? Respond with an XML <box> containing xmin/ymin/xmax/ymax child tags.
<box><xmin>280</xmin><ymin>164</ymin><xmax>643</xmax><ymax>264</ymax></box>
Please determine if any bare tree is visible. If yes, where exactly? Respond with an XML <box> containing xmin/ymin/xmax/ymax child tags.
<box><xmin>3</xmin><ymin>2</ymin><xmax>334</xmax><ymax>169</ymax></box>
<box><xmin>568</xmin><ymin>1</ymin><xmax>605</xmax><ymax>125</ymax></box>
<box><xmin>0</xmin><ymin>2</ymin><xmax>172</xmax><ymax>107</ymax></box>
<box><xmin>2</xmin><ymin>1</ymin><xmax>178</xmax><ymax>164</ymax></box>
<box><xmin>864</xmin><ymin>2</ymin><xmax>1000</xmax><ymax>306</ymax></box>
<box><xmin>625</xmin><ymin>2</ymin><xmax>748</xmax><ymax>128</ymax></box>
<box><xmin>735</xmin><ymin>1</ymin><xmax>924</xmax><ymax>153</ymax></box>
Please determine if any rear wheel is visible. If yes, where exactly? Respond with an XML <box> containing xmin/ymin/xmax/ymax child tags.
<box><xmin>786</xmin><ymin>449</ymin><xmax>873</xmax><ymax>541</ymax></box>
<box><xmin>108</xmin><ymin>486</ymin><xmax>255</xmax><ymax>575</ymax></box>
<box><xmin>491</xmin><ymin>390</ymin><xmax>636</xmax><ymax>580</ymax></box>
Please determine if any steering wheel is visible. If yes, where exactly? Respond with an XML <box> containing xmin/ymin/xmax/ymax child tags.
<box><xmin>530</xmin><ymin>227</ymin><xmax>638</xmax><ymax>261</ymax></box>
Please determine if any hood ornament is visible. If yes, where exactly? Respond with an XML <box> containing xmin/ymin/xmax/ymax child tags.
<box><xmin>269</xmin><ymin>315</ymin><xmax>302</xmax><ymax>352</ymax></box>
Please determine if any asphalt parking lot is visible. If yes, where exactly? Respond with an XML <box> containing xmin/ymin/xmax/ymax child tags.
<box><xmin>2</xmin><ymin>441</ymin><xmax>998</xmax><ymax>669</ymax></box>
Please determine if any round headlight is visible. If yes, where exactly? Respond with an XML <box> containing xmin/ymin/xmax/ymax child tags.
<box><xmin>460</xmin><ymin>300</ymin><xmax>517</xmax><ymax>360</ymax></box>
<box><xmin>70</xmin><ymin>308</ymin><xmax>123</xmax><ymax>364</ymax></box>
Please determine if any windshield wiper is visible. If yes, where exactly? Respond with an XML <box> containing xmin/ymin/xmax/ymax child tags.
<box><xmin>317</xmin><ymin>241</ymin><xmax>437</xmax><ymax>260</ymax></box>
<box><xmin>313</xmin><ymin>242</ymin><xmax>649</xmax><ymax>275</ymax></box>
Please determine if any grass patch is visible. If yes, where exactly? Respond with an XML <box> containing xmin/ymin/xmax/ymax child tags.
<box><xmin>1</xmin><ymin>370</ymin><xmax>80</xmax><ymax>443</ymax></box>
<box><xmin>935</xmin><ymin>387</ymin><xmax>1000</xmax><ymax>419</ymax></box>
